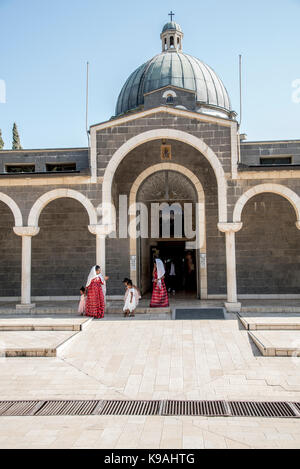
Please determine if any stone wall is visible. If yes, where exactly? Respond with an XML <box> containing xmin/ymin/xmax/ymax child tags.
<box><xmin>0</xmin><ymin>202</ymin><xmax>21</xmax><ymax>297</ymax></box>
<box><xmin>236</xmin><ymin>193</ymin><xmax>300</xmax><ymax>294</ymax></box>
<box><xmin>240</xmin><ymin>141</ymin><xmax>300</xmax><ymax>166</ymax></box>
<box><xmin>31</xmin><ymin>199</ymin><xmax>95</xmax><ymax>296</ymax></box>
<box><xmin>0</xmin><ymin>148</ymin><xmax>89</xmax><ymax>173</ymax></box>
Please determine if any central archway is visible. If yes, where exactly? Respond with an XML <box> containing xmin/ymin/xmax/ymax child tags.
<box><xmin>128</xmin><ymin>162</ymin><xmax>208</xmax><ymax>299</ymax></box>
<box><xmin>102</xmin><ymin>128</ymin><xmax>228</xmax><ymax>226</ymax></box>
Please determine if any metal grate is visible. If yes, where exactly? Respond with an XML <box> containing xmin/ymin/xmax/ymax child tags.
<box><xmin>162</xmin><ymin>400</ymin><xmax>227</xmax><ymax>416</ymax></box>
<box><xmin>36</xmin><ymin>400</ymin><xmax>98</xmax><ymax>416</ymax></box>
<box><xmin>97</xmin><ymin>400</ymin><xmax>160</xmax><ymax>416</ymax></box>
<box><xmin>0</xmin><ymin>399</ymin><xmax>299</xmax><ymax>418</ymax></box>
<box><xmin>0</xmin><ymin>400</ymin><xmax>40</xmax><ymax>416</ymax></box>
<box><xmin>229</xmin><ymin>401</ymin><xmax>295</xmax><ymax>418</ymax></box>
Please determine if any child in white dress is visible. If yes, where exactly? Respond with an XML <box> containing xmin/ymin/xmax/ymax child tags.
<box><xmin>123</xmin><ymin>280</ymin><xmax>136</xmax><ymax>317</ymax></box>
<box><xmin>78</xmin><ymin>286</ymin><xmax>86</xmax><ymax>315</ymax></box>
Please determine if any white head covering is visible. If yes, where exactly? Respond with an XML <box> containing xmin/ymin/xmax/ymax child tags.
<box><xmin>156</xmin><ymin>258</ymin><xmax>165</xmax><ymax>280</ymax></box>
<box><xmin>86</xmin><ymin>265</ymin><xmax>99</xmax><ymax>288</ymax></box>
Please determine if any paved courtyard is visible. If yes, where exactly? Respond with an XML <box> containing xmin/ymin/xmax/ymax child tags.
<box><xmin>0</xmin><ymin>315</ymin><xmax>300</xmax><ymax>448</ymax></box>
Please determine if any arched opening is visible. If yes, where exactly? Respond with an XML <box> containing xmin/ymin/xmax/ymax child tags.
<box><xmin>31</xmin><ymin>198</ymin><xmax>95</xmax><ymax>297</ymax></box>
<box><xmin>136</xmin><ymin>169</ymin><xmax>199</xmax><ymax>298</ymax></box>
<box><xmin>107</xmin><ymin>138</ymin><xmax>225</xmax><ymax>298</ymax></box>
<box><xmin>236</xmin><ymin>193</ymin><xmax>300</xmax><ymax>295</ymax></box>
<box><xmin>0</xmin><ymin>202</ymin><xmax>21</xmax><ymax>298</ymax></box>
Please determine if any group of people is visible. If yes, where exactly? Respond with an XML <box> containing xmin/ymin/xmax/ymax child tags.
<box><xmin>78</xmin><ymin>258</ymin><xmax>170</xmax><ymax>319</ymax></box>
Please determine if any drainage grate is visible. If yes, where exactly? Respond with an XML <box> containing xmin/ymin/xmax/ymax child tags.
<box><xmin>229</xmin><ymin>401</ymin><xmax>295</xmax><ymax>418</ymax></box>
<box><xmin>36</xmin><ymin>400</ymin><xmax>98</xmax><ymax>416</ymax></box>
<box><xmin>0</xmin><ymin>399</ymin><xmax>299</xmax><ymax>418</ymax></box>
<box><xmin>162</xmin><ymin>400</ymin><xmax>227</xmax><ymax>416</ymax></box>
<box><xmin>0</xmin><ymin>400</ymin><xmax>40</xmax><ymax>416</ymax></box>
<box><xmin>97</xmin><ymin>400</ymin><xmax>160</xmax><ymax>416</ymax></box>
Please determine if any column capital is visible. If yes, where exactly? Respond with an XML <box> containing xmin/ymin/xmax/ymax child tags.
<box><xmin>88</xmin><ymin>224</ymin><xmax>113</xmax><ymax>236</ymax></box>
<box><xmin>13</xmin><ymin>226</ymin><xmax>40</xmax><ymax>237</ymax></box>
<box><xmin>218</xmin><ymin>222</ymin><xmax>243</xmax><ymax>233</ymax></box>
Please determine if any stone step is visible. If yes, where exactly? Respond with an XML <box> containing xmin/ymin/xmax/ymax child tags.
<box><xmin>0</xmin><ymin>330</ymin><xmax>79</xmax><ymax>357</ymax></box>
<box><xmin>241</xmin><ymin>306</ymin><xmax>300</xmax><ymax>313</ymax></box>
<box><xmin>249</xmin><ymin>330</ymin><xmax>300</xmax><ymax>357</ymax></box>
<box><xmin>0</xmin><ymin>317</ymin><xmax>92</xmax><ymax>331</ymax></box>
<box><xmin>239</xmin><ymin>314</ymin><xmax>300</xmax><ymax>331</ymax></box>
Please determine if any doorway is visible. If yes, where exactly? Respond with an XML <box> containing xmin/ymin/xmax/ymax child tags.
<box><xmin>149</xmin><ymin>241</ymin><xmax>197</xmax><ymax>298</ymax></box>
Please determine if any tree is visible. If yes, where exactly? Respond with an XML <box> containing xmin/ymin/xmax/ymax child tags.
<box><xmin>0</xmin><ymin>129</ymin><xmax>4</xmax><ymax>150</ymax></box>
<box><xmin>12</xmin><ymin>122</ymin><xmax>22</xmax><ymax>150</ymax></box>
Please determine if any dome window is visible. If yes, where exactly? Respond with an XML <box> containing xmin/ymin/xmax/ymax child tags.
<box><xmin>170</xmin><ymin>36</ymin><xmax>174</xmax><ymax>48</ymax></box>
<box><xmin>166</xmin><ymin>94</ymin><xmax>174</xmax><ymax>104</ymax></box>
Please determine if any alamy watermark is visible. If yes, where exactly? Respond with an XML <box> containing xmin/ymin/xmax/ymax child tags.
<box><xmin>0</xmin><ymin>79</ymin><xmax>6</xmax><ymax>103</ymax></box>
<box><xmin>292</xmin><ymin>79</ymin><xmax>300</xmax><ymax>104</ymax></box>
<box><xmin>97</xmin><ymin>195</ymin><xmax>200</xmax><ymax>248</ymax></box>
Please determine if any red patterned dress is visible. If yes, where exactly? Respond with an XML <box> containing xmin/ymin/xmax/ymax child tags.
<box><xmin>150</xmin><ymin>270</ymin><xmax>169</xmax><ymax>308</ymax></box>
<box><xmin>85</xmin><ymin>277</ymin><xmax>105</xmax><ymax>318</ymax></box>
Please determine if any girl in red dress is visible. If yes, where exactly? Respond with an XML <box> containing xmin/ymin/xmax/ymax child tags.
<box><xmin>150</xmin><ymin>258</ymin><xmax>169</xmax><ymax>308</ymax></box>
<box><xmin>85</xmin><ymin>265</ymin><xmax>106</xmax><ymax>319</ymax></box>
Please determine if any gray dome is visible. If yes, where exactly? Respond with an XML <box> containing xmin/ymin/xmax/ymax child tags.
<box><xmin>162</xmin><ymin>21</ymin><xmax>182</xmax><ymax>33</ymax></box>
<box><xmin>115</xmin><ymin>51</ymin><xmax>231</xmax><ymax>116</ymax></box>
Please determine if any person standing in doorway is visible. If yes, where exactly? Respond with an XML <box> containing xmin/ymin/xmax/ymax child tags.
<box><xmin>150</xmin><ymin>258</ymin><xmax>169</xmax><ymax>308</ymax></box>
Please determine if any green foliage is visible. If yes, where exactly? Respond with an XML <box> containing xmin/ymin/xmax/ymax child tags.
<box><xmin>0</xmin><ymin>129</ymin><xmax>4</xmax><ymax>150</ymax></box>
<box><xmin>12</xmin><ymin>122</ymin><xmax>22</xmax><ymax>150</ymax></box>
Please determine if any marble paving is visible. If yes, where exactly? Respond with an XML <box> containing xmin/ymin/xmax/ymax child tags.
<box><xmin>1</xmin><ymin>317</ymin><xmax>300</xmax><ymax>448</ymax></box>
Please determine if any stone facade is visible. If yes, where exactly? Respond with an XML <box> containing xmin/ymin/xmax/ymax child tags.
<box><xmin>0</xmin><ymin>104</ymin><xmax>300</xmax><ymax>306</ymax></box>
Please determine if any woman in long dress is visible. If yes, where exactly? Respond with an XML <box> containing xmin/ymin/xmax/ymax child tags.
<box><xmin>85</xmin><ymin>265</ymin><xmax>105</xmax><ymax>319</ymax></box>
<box><xmin>150</xmin><ymin>258</ymin><xmax>169</xmax><ymax>308</ymax></box>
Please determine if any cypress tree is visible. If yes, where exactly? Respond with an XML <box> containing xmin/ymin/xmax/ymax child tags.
<box><xmin>12</xmin><ymin>123</ymin><xmax>22</xmax><ymax>150</ymax></box>
<box><xmin>0</xmin><ymin>129</ymin><xmax>4</xmax><ymax>150</ymax></box>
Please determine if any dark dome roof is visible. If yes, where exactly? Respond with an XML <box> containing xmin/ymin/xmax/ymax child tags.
<box><xmin>115</xmin><ymin>51</ymin><xmax>231</xmax><ymax>116</ymax></box>
<box><xmin>162</xmin><ymin>21</ymin><xmax>182</xmax><ymax>33</ymax></box>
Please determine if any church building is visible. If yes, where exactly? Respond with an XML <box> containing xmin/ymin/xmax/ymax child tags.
<box><xmin>1</xmin><ymin>19</ymin><xmax>300</xmax><ymax>312</ymax></box>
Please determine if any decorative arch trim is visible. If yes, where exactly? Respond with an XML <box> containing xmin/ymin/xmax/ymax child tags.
<box><xmin>0</xmin><ymin>192</ymin><xmax>23</xmax><ymax>227</ymax></box>
<box><xmin>102</xmin><ymin>128</ymin><xmax>228</xmax><ymax>223</ymax></box>
<box><xmin>128</xmin><ymin>162</ymin><xmax>208</xmax><ymax>299</ymax></box>
<box><xmin>28</xmin><ymin>189</ymin><xmax>97</xmax><ymax>227</ymax></box>
<box><xmin>233</xmin><ymin>183</ymin><xmax>300</xmax><ymax>223</ymax></box>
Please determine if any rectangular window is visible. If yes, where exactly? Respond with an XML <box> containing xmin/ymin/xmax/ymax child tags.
<box><xmin>6</xmin><ymin>164</ymin><xmax>35</xmax><ymax>173</ymax></box>
<box><xmin>260</xmin><ymin>157</ymin><xmax>292</xmax><ymax>165</ymax></box>
<box><xmin>46</xmin><ymin>163</ymin><xmax>77</xmax><ymax>172</ymax></box>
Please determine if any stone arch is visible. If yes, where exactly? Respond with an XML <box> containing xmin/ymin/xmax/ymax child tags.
<box><xmin>28</xmin><ymin>189</ymin><xmax>97</xmax><ymax>227</ymax></box>
<box><xmin>233</xmin><ymin>183</ymin><xmax>300</xmax><ymax>223</ymax></box>
<box><xmin>102</xmin><ymin>128</ymin><xmax>228</xmax><ymax>224</ymax></box>
<box><xmin>0</xmin><ymin>192</ymin><xmax>23</xmax><ymax>227</ymax></box>
<box><xmin>128</xmin><ymin>162</ymin><xmax>208</xmax><ymax>298</ymax></box>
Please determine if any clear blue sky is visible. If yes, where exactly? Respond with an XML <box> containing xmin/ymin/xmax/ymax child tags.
<box><xmin>0</xmin><ymin>0</ymin><xmax>299</xmax><ymax>149</ymax></box>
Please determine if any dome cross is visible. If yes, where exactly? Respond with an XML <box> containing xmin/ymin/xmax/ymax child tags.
<box><xmin>168</xmin><ymin>11</ymin><xmax>175</xmax><ymax>21</ymax></box>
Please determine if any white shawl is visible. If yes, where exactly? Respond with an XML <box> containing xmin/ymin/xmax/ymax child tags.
<box><xmin>86</xmin><ymin>265</ymin><xmax>106</xmax><ymax>298</ymax></box>
<box><xmin>156</xmin><ymin>259</ymin><xmax>165</xmax><ymax>288</ymax></box>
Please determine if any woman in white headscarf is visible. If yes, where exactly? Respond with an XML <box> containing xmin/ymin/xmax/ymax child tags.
<box><xmin>85</xmin><ymin>265</ymin><xmax>105</xmax><ymax>319</ymax></box>
<box><xmin>150</xmin><ymin>258</ymin><xmax>169</xmax><ymax>308</ymax></box>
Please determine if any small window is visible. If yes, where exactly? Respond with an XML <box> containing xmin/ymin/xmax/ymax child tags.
<box><xmin>46</xmin><ymin>163</ymin><xmax>77</xmax><ymax>172</ymax></box>
<box><xmin>166</xmin><ymin>94</ymin><xmax>174</xmax><ymax>104</ymax></box>
<box><xmin>6</xmin><ymin>164</ymin><xmax>35</xmax><ymax>173</ymax></box>
<box><xmin>260</xmin><ymin>157</ymin><xmax>292</xmax><ymax>166</ymax></box>
<box><xmin>170</xmin><ymin>36</ymin><xmax>174</xmax><ymax>47</ymax></box>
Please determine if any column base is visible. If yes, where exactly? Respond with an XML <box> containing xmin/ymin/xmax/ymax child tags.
<box><xmin>16</xmin><ymin>303</ymin><xmax>36</xmax><ymax>311</ymax></box>
<box><xmin>225</xmin><ymin>302</ymin><xmax>241</xmax><ymax>313</ymax></box>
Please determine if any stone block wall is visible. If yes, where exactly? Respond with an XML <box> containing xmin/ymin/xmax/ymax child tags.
<box><xmin>31</xmin><ymin>199</ymin><xmax>95</xmax><ymax>296</ymax></box>
<box><xmin>236</xmin><ymin>193</ymin><xmax>300</xmax><ymax>294</ymax></box>
<box><xmin>0</xmin><ymin>202</ymin><xmax>21</xmax><ymax>297</ymax></box>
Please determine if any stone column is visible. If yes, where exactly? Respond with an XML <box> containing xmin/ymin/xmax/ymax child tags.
<box><xmin>218</xmin><ymin>222</ymin><xmax>243</xmax><ymax>312</ymax></box>
<box><xmin>88</xmin><ymin>225</ymin><xmax>111</xmax><ymax>276</ymax></box>
<box><xmin>13</xmin><ymin>227</ymin><xmax>40</xmax><ymax>310</ymax></box>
